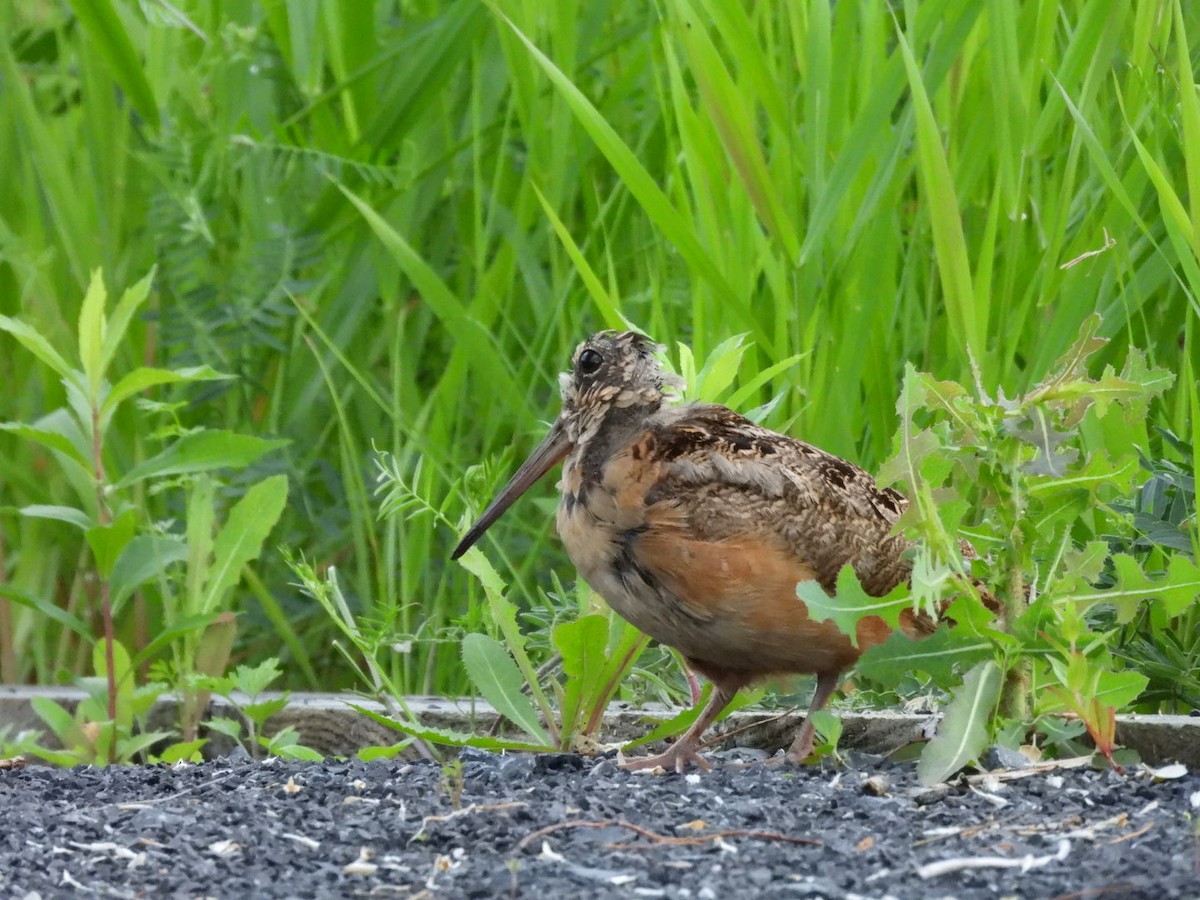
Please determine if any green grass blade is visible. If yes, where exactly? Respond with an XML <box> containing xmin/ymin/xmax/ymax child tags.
<box><xmin>64</xmin><ymin>0</ymin><xmax>160</xmax><ymax>130</ymax></box>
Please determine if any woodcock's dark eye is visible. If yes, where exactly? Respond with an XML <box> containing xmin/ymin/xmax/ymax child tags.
<box><xmin>578</xmin><ymin>348</ymin><xmax>603</xmax><ymax>375</ymax></box>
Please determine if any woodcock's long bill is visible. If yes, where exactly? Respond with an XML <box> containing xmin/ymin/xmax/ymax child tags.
<box><xmin>452</xmin><ymin>331</ymin><xmax>931</xmax><ymax>772</ymax></box>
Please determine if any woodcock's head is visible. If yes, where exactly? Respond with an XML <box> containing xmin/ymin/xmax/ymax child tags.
<box><xmin>451</xmin><ymin>331</ymin><xmax>679</xmax><ymax>558</ymax></box>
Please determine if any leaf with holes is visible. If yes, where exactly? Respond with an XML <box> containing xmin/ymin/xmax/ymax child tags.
<box><xmin>857</xmin><ymin>626</ymin><xmax>994</xmax><ymax>689</ymax></box>
<box><xmin>1068</xmin><ymin>554</ymin><xmax>1200</xmax><ymax>622</ymax></box>
<box><xmin>798</xmin><ymin>565</ymin><xmax>912</xmax><ymax>648</ymax></box>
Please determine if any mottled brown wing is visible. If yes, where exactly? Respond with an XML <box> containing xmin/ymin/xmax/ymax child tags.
<box><xmin>624</xmin><ymin>403</ymin><xmax>913</xmax><ymax>597</ymax></box>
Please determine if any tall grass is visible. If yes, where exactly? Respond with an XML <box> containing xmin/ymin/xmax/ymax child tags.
<box><xmin>0</xmin><ymin>0</ymin><xmax>1196</xmax><ymax>695</ymax></box>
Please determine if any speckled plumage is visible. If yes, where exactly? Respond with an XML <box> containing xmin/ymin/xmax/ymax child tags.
<box><xmin>454</xmin><ymin>331</ymin><xmax>928</xmax><ymax>772</ymax></box>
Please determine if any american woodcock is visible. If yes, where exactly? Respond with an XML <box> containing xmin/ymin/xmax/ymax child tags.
<box><xmin>452</xmin><ymin>331</ymin><xmax>933</xmax><ymax>773</ymax></box>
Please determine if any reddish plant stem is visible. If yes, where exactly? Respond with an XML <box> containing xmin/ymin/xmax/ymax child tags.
<box><xmin>583</xmin><ymin>635</ymin><xmax>649</xmax><ymax>737</ymax></box>
<box><xmin>1000</xmin><ymin>487</ymin><xmax>1029</xmax><ymax>722</ymax></box>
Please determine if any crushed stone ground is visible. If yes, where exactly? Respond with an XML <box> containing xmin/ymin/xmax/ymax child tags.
<box><xmin>1</xmin><ymin>749</ymin><xmax>1196</xmax><ymax>898</ymax></box>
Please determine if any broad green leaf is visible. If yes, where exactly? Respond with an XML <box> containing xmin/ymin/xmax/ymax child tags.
<box><xmin>194</xmin><ymin>612</ymin><xmax>238</xmax><ymax>683</ymax></box>
<box><xmin>17</xmin><ymin>742</ymin><xmax>82</xmax><ymax>768</ymax></box>
<box><xmin>914</xmin><ymin>374</ymin><xmax>976</xmax><ymax>434</ymax></box>
<box><xmin>1089</xmin><ymin>669</ymin><xmax>1149</xmax><ymax>711</ymax></box>
<box><xmin>231</xmin><ymin>659</ymin><xmax>284</xmax><ymax>698</ymax></box>
<box><xmin>945</xmin><ymin>591</ymin><xmax>1006</xmax><ymax>638</ymax></box>
<box><xmin>808</xmin><ymin>709</ymin><xmax>843</xmax><ymax>752</ymax></box>
<box><xmin>116</xmin><ymin>730</ymin><xmax>176</xmax><ymax>762</ymax></box>
<box><xmin>30</xmin><ymin>697</ymin><xmax>80</xmax><ymax>745</ymax></box>
<box><xmin>1068</xmin><ymin>554</ymin><xmax>1200</xmax><ymax>621</ymax></box>
<box><xmin>856</xmin><ymin>627</ymin><xmax>994</xmax><ymax>689</ymax></box>
<box><xmin>798</xmin><ymin>565</ymin><xmax>913</xmax><ymax>647</ymax></box>
<box><xmin>103</xmin><ymin>365</ymin><xmax>233</xmax><ymax>414</ymax></box>
<box><xmin>156</xmin><ymin>739</ymin><xmax>207</xmax><ymax>764</ymax></box>
<box><xmin>100</xmin><ymin>267</ymin><xmax>155</xmax><ymax>375</ymax></box>
<box><xmin>1044</xmin><ymin>541</ymin><xmax>1110</xmax><ymax>595</ymax></box>
<box><xmin>78</xmin><ymin>269</ymin><xmax>107</xmax><ymax>397</ymax></box>
<box><xmin>271</xmin><ymin>742</ymin><xmax>324</xmax><ymax>761</ymax></box>
<box><xmin>92</xmin><ymin>637</ymin><xmax>135</xmax><ymax>729</ymax></box>
<box><xmin>877</xmin><ymin>428</ymin><xmax>948</xmax><ymax>489</ymax></box>
<box><xmin>676</xmin><ymin>343</ymin><xmax>697</xmax><ymax>400</ymax></box>
<box><xmin>0</xmin><ymin>422</ymin><xmax>90</xmax><ymax>468</ymax></box>
<box><xmin>351</xmin><ymin>704</ymin><xmax>551</xmax><ymax>754</ymax></box>
<box><xmin>460</xmin><ymin>632</ymin><xmax>551</xmax><ymax>746</ymax></box>
<box><xmin>1042</xmin><ymin>668</ymin><xmax>1149</xmax><ymax>718</ymax></box>
<box><xmin>1032</xmin><ymin>313</ymin><xmax>1107</xmax><ymax>397</ymax></box>
<box><xmin>878</xmin><ymin>364</ymin><xmax>953</xmax><ymax>489</ymax></box>
<box><xmin>917</xmin><ymin>659</ymin><xmax>1002</xmax><ymax>786</ymax></box>
<box><xmin>552</xmin><ymin>614</ymin><xmax>608</xmax><ymax>740</ymax></box>
<box><xmin>85</xmin><ymin>507</ymin><xmax>137</xmax><ymax>578</ymax></box>
<box><xmin>1007</xmin><ymin>409</ymin><xmax>1078</xmax><ymax>477</ymax></box>
<box><xmin>18</xmin><ymin>504</ymin><xmax>94</xmax><ymax>530</ymax></box>
<box><xmin>204</xmin><ymin>717</ymin><xmax>243</xmax><ymax>741</ymax></box>
<box><xmin>243</xmin><ymin>698</ymin><xmax>289</xmax><ymax>725</ymax></box>
<box><xmin>200</xmin><ymin>475</ymin><xmax>289</xmax><ymax>613</ymax></box>
<box><xmin>1026</xmin><ymin>355</ymin><xmax>1173</xmax><ymax>418</ymax></box>
<box><xmin>586</xmin><ymin>619</ymin><xmax>650</xmax><ymax>735</ymax></box>
<box><xmin>185</xmin><ymin>477</ymin><xmax>215</xmax><ymax>617</ymax></box>
<box><xmin>1107</xmin><ymin>349</ymin><xmax>1176</xmax><ymax>418</ymax></box>
<box><xmin>1085</xmin><ymin>362</ymin><xmax>1174</xmax><ymax>418</ymax></box>
<box><xmin>132</xmin><ymin>682</ymin><xmax>167</xmax><ymax>719</ymax></box>
<box><xmin>1026</xmin><ymin>452</ymin><xmax>1139</xmax><ymax>499</ymax></box>
<box><xmin>110</xmin><ymin>534</ymin><xmax>189</xmax><ymax>610</ymax></box>
<box><xmin>116</xmin><ymin>432</ymin><xmax>289</xmax><ymax>488</ymax></box>
<box><xmin>692</xmin><ymin>334</ymin><xmax>748</xmax><ymax>404</ymax></box>
<box><xmin>0</xmin><ymin>315</ymin><xmax>77</xmax><ymax>384</ymax></box>
<box><xmin>357</xmin><ymin>743</ymin><xmax>412</xmax><ymax>762</ymax></box>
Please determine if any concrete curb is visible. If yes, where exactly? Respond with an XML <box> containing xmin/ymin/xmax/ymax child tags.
<box><xmin>2</xmin><ymin>685</ymin><xmax>1196</xmax><ymax>767</ymax></box>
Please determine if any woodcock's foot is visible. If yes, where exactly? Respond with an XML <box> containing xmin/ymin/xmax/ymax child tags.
<box><xmin>618</xmin><ymin>741</ymin><xmax>711</xmax><ymax>774</ymax></box>
<box><xmin>783</xmin><ymin>719</ymin><xmax>819</xmax><ymax>765</ymax></box>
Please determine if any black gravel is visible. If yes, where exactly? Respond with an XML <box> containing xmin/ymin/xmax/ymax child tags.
<box><xmin>2</xmin><ymin>749</ymin><xmax>1196</xmax><ymax>898</ymax></box>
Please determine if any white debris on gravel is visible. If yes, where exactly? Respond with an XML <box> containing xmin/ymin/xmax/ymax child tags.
<box><xmin>1141</xmin><ymin>762</ymin><xmax>1187</xmax><ymax>780</ymax></box>
<box><xmin>917</xmin><ymin>838</ymin><xmax>1071</xmax><ymax>879</ymax></box>
<box><xmin>343</xmin><ymin>847</ymin><xmax>377</xmax><ymax>875</ymax></box>
<box><xmin>281</xmin><ymin>831</ymin><xmax>321</xmax><ymax>850</ymax></box>
<box><xmin>207</xmin><ymin>839</ymin><xmax>240</xmax><ymax>857</ymax></box>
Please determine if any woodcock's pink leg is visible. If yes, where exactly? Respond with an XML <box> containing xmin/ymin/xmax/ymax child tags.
<box><xmin>619</xmin><ymin>683</ymin><xmax>740</xmax><ymax>774</ymax></box>
<box><xmin>785</xmin><ymin>671</ymin><xmax>841</xmax><ymax>763</ymax></box>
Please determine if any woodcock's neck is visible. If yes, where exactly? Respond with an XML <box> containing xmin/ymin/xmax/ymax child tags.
<box><xmin>568</xmin><ymin>399</ymin><xmax>664</xmax><ymax>490</ymax></box>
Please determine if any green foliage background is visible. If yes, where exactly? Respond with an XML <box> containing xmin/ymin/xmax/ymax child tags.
<box><xmin>1</xmin><ymin>0</ymin><xmax>1197</xmax><ymax>696</ymax></box>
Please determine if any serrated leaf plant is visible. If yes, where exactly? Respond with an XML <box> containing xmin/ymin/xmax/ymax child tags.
<box><xmin>189</xmin><ymin>658</ymin><xmax>322</xmax><ymax>761</ymax></box>
<box><xmin>809</xmin><ymin>316</ymin><xmax>1189</xmax><ymax>783</ymax></box>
